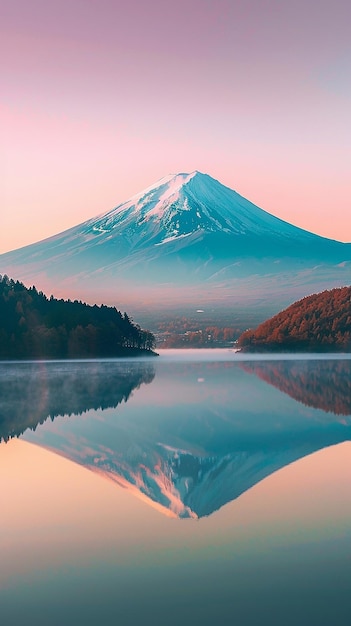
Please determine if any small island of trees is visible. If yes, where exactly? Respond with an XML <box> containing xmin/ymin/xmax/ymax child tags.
<box><xmin>0</xmin><ymin>274</ymin><xmax>157</xmax><ymax>359</ymax></box>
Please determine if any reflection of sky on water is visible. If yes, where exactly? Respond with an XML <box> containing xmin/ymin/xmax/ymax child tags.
<box><xmin>1</xmin><ymin>437</ymin><xmax>351</xmax><ymax>626</ymax></box>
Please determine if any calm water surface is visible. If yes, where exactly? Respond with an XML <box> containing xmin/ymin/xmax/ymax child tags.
<box><xmin>0</xmin><ymin>350</ymin><xmax>351</xmax><ymax>625</ymax></box>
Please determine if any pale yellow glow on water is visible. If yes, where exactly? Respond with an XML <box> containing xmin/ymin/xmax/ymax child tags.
<box><xmin>1</xmin><ymin>438</ymin><xmax>351</xmax><ymax>589</ymax></box>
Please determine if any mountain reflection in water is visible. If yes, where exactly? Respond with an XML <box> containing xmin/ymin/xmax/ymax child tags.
<box><xmin>2</xmin><ymin>357</ymin><xmax>351</xmax><ymax>519</ymax></box>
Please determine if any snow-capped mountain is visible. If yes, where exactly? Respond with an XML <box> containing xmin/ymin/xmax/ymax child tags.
<box><xmin>78</xmin><ymin>170</ymin><xmax>322</xmax><ymax>244</ymax></box>
<box><xmin>1</xmin><ymin>171</ymin><xmax>350</xmax><ymax>318</ymax></box>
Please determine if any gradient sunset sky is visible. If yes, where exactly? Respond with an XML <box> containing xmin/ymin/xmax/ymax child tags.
<box><xmin>2</xmin><ymin>0</ymin><xmax>350</xmax><ymax>253</ymax></box>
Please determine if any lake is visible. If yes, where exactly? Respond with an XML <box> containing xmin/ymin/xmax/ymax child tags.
<box><xmin>1</xmin><ymin>350</ymin><xmax>351</xmax><ymax>625</ymax></box>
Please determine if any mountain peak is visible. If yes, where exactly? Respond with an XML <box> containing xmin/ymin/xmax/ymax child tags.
<box><xmin>128</xmin><ymin>171</ymin><xmax>199</xmax><ymax>202</ymax></box>
<box><xmin>90</xmin><ymin>170</ymin><xmax>216</xmax><ymax>238</ymax></box>
<box><xmin>90</xmin><ymin>169</ymin><xmax>304</xmax><ymax>243</ymax></box>
<box><xmin>1</xmin><ymin>170</ymin><xmax>350</xmax><ymax>319</ymax></box>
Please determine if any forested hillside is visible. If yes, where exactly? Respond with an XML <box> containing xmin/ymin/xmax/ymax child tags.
<box><xmin>0</xmin><ymin>275</ymin><xmax>156</xmax><ymax>358</ymax></box>
<box><xmin>238</xmin><ymin>286</ymin><xmax>351</xmax><ymax>352</ymax></box>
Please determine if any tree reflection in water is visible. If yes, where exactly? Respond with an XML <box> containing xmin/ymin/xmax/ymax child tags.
<box><xmin>0</xmin><ymin>360</ymin><xmax>155</xmax><ymax>442</ymax></box>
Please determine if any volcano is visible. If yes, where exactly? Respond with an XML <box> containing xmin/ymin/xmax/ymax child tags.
<box><xmin>1</xmin><ymin>171</ymin><xmax>350</xmax><ymax>321</ymax></box>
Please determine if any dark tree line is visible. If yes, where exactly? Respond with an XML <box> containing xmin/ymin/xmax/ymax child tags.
<box><xmin>0</xmin><ymin>274</ymin><xmax>156</xmax><ymax>358</ymax></box>
<box><xmin>238</xmin><ymin>286</ymin><xmax>351</xmax><ymax>352</ymax></box>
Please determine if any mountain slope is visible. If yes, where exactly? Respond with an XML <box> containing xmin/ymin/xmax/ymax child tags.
<box><xmin>1</xmin><ymin>172</ymin><xmax>350</xmax><ymax>319</ymax></box>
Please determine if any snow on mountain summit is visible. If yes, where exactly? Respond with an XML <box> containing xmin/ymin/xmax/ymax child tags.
<box><xmin>86</xmin><ymin>170</ymin><xmax>314</xmax><ymax>245</ymax></box>
<box><xmin>1</xmin><ymin>169</ymin><xmax>350</xmax><ymax>317</ymax></box>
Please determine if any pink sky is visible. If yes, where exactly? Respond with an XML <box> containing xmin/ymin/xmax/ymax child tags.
<box><xmin>1</xmin><ymin>0</ymin><xmax>350</xmax><ymax>253</ymax></box>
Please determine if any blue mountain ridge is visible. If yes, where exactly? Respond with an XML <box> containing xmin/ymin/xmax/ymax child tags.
<box><xmin>1</xmin><ymin>172</ymin><xmax>350</xmax><ymax>319</ymax></box>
